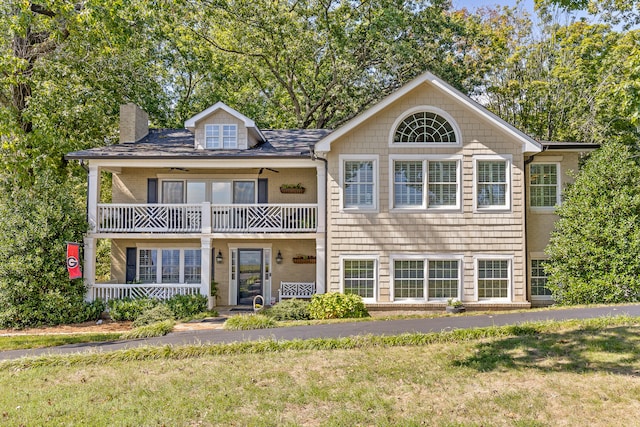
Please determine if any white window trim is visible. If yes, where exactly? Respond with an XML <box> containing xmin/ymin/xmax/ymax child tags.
<box><xmin>135</xmin><ymin>245</ymin><xmax>201</xmax><ymax>285</ymax></box>
<box><xmin>473</xmin><ymin>154</ymin><xmax>512</xmax><ymax>212</ymax></box>
<box><xmin>388</xmin><ymin>106</ymin><xmax>462</xmax><ymax>147</ymax></box>
<box><xmin>529</xmin><ymin>162</ymin><xmax>561</xmax><ymax>212</ymax></box>
<box><xmin>389</xmin><ymin>254</ymin><xmax>464</xmax><ymax>303</ymax></box>
<box><xmin>204</xmin><ymin>124</ymin><xmax>238</xmax><ymax>149</ymax></box>
<box><xmin>473</xmin><ymin>255</ymin><xmax>514</xmax><ymax>302</ymax></box>
<box><xmin>530</xmin><ymin>255</ymin><xmax>553</xmax><ymax>301</ymax></box>
<box><xmin>339</xmin><ymin>154</ymin><xmax>379</xmax><ymax>212</ymax></box>
<box><xmin>389</xmin><ymin>155</ymin><xmax>462</xmax><ymax>212</ymax></box>
<box><xmin>339</xmin><ymin>254</ymin><xmax>378</xmax><ymax>303</ymax></box>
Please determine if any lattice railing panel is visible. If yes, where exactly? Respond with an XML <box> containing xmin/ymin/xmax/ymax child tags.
<box><xmin>91</xmin><ymin>284</ymin><xmax>201</xmax><ymax>302</ymax></box>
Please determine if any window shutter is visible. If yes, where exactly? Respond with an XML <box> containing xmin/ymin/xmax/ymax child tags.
<box><xmin>125</xmin><ymin>247</ymin><xmax>137</xmax><ymax>283</ymax></box>
<box><xmin>147</xmin><ymin>178</ymin><xmax>158</xmax><ymax>204</ymax></box>
<box><xmin>258</xmin><ymin>178</ymin><xmax>268</xmax><ymax>204</ymax></box>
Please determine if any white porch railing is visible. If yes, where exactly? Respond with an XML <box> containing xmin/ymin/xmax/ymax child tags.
<box><xmin>98</xmin><ymin>204</ymin><xmax>202</xmax><ymax>233</ymax></box>
<box><xmin>90</xmin><ymin>283</ymin><xmax>201</xmax><ymax>302</ymax></box>
<box><xmin>212</xmin><ymin>204</ymin><xmax>317</xmax><ymax>232</ymax></box>
<box><xmin>96</xmin><ymin>203</ymin><xmax>317</xmax><ymax>233</ymax></box>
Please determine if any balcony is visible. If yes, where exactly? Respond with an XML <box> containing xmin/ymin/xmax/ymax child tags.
<box><xmin>96</xmin><ymin>203</ymin><xmax>318</xmax><ymax>233</ymax></box>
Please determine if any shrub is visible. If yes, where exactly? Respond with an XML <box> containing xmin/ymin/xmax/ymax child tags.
<box><xmin>166</xmin><ymin>294</ymin><xmax>208</xmax><ymax>319</ymax></box>
<box><xmin>132</xmin><ymin>305</ymin><xmax>175</xmax><ymax>327</ymax></box>
<box><xmin>121</xmin><ymin>320</ymin><xmax>175</xmax><ymax>339</ymax></box>
<box><xmin>264</xmin><ymin>298</ymin><xmax>311</xmax><ymax>321</ymax></box>
<box><xmin>0</xmin><ymin>174</ymin><xmax>93</xmax><ymax>328</ymax></box>
<box><xmin>546</xmin><ymin>141</ymin><xmax>640</xmax><ymax>304</ymax></box>
<box><xmin>107</xmin><ymin>298</ymin><xmax>159</xmax><ymax>321</ymax></box>
<box><xmin>308</xmin><ymin>293</ymin><xmax>369</xmax><ymax>319</ymax></box>
<box><xmin>223</xmin><ymin>314</ymin><xmax>276</xmax><ymax>330</ymax></box>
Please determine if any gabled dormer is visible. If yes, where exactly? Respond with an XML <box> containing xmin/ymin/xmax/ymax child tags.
<box><xmin>184</xmin><ymin>101</ymin><xmax>266</xmax><ymax>150</ymax></box>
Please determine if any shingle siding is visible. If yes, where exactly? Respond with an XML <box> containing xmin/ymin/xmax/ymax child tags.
<box><xmin>325</xmin><ymin>83</ymin><xmax>527</xmax><ymax>304</ymax></box>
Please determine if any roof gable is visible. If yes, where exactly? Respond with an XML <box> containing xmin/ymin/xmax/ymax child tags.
<box><xmin>184</xmin><ymin>101</ymin><xmax>266</xmax><ymax>143</ymax></box>
<box><xmin>314</xmin><ymin>71</ymin><xmax>542</xmax><ymax>154</ymax></box>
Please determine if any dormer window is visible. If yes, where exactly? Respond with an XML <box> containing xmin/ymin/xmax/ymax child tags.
<box><xmin>205</xmin><ymin>124</ymin><xmax>238</xmax><ymax>149</ymax></box>
<box><xmin>390</xmin><ymin>106</ymin><xmax>461</xmax><ymax>147</ymax></box>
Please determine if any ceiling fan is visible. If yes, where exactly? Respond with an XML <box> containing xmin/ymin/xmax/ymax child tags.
<box><xmin>258</xmin><ymin>168</ymin><xmax>280</xmax><ymax>174</ymax></box>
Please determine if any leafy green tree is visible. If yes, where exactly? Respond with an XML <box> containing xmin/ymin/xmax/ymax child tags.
<box><xmin>167</xmin><ymin>0</ymin><xmax>513</xmax><ymax>128</ymax></box>
<box><xmin>483</xmin><ymin>18</ymin><xmax>640</xmax><ymax>143</ymax></box>
<box><xmin>545</xmin><ymin>141</ymin><xmax>640</xmax><ymax>304</ymax></box>
<box><xmin>0</xmin><ymin>173</ymin><xmax>104</xmax><ymax>328</ymax></box>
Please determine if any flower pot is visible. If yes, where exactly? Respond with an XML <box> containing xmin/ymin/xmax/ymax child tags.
<box><xmin>446</xmin><ymin>306</ymin><xmax>465</xmax><ymax>314</ymax></box>
<box><xmin>280</xmin><ymin>187</ymin><xmax>305</xmax><ymax>194</ymax></box>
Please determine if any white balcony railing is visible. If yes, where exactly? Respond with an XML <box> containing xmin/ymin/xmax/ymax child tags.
<box><xmin>212</xmin><ymin>204</ymin><xmax>317</xmax><ymax>232</ymax></box>
<box><xmin>96</xmin><ymin>203</ymin><xmax>317</xmax><ymax>233</ymax></box>
<box><xmin>90</xmin><ymin>283</ymin><xmax>201</xmax><ymax>302</ymax></box>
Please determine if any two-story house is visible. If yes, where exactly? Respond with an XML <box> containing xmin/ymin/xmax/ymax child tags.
<box><xmin>66</xmin><ymin>71</ymin><xmax>598</xmax><ymax>310</ymax></box>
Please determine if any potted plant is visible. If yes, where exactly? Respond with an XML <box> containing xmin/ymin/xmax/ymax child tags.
<box><xmin>280</xmin><ymin>183</ymin><xmax>306</xmax><ymax>194</ymax></box>
<box><xmin>292</xmin><ymin>255</ymin><xmax>316</xmax><ymax>264</ymax></box>
<box><xmin>446</xmin><ymin>298</ymin><xmax>465</xmax><ymax>314</ymax></box>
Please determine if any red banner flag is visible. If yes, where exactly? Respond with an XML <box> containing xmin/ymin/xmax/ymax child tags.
<box><xmin>66</xmin><ymin>243</ymin><xmax>82</xmax><ymax>280</ymax></box>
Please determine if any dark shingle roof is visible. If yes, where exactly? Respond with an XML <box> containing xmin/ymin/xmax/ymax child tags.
<box><xmin>65</xmin><ymin>128</ymin><xmax>333</xmax><ymax>160</ymax></box>
<box><xmin>540</xmin><ymin>141</ymin><xmax>600</xmax><ymax>150</ymax></box>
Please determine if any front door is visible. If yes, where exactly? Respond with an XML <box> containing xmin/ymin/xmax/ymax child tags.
<box><xmin>238</xmin><ymin>249</ymin><xmax>263</xmax><ymax>305</ymax></box>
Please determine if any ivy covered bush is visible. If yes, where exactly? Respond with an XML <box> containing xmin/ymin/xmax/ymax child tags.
<box><xmin>308</xmin><ymin>292</ymin><xmax>369</xmax><ymax>319</ymax></box>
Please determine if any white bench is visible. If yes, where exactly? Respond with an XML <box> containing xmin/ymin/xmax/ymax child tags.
<box><xmin>278</xmin><ymin>281</ymin><xmax>316</xmax><ymax>302</ymax></box>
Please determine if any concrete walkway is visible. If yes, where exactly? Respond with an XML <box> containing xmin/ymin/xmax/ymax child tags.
<box><xmin>2</xmin><ymin>304</ymin><xmax>640</xmax><ymax>361</ymax></box>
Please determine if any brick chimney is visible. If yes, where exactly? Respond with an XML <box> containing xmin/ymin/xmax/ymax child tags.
<box><xmin>119</xmin><ymin>103</ymin><xmax>149</xmax><ymax>143</ymax></box>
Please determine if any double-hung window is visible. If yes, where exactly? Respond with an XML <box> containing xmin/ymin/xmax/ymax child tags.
<box><xmin>392</xmin><ymin>256</ymin><xmax>461</xmax><ymax>302</ymax></box>
<box><xmin>137</xmin><ymin>248</ymin><xmax>201</xmax><ymax>284</ymax></box>
<box><xmin>475</xmin><ymin>156</ymin><xmax>511</xmax><ymax>210</ymax></box>
<box><xmin>476</xmin><ymin>258</ymin><xmax>511</xmax><ymax>300</ymax></box>
<box><xmin>342</xmin><ymin>257</ymin><xmax>377</xmax><ymax>301</ymax></box>
<box><xmin>530</xmin><ymin>163</ymin><xmax>560</xmax><ymax>208</ymax></box>
<box><xmin>205</xmin><ymin>124</ymin><xmax>238</xmax><ymax>149</ymax></box>
<box><xmin>341</xmin><ymin>155</ymin><xmax>378</xmax><ymax>211</ymax></box>
<box><xmin>392</xmin><ymin>157</ymin><xmax>460</xmax><ymax>209</ymax></box>
<box><xmin>531</xmin><ymin>259</ymin><xmax>552</xmax><ymax>299</ymax></box>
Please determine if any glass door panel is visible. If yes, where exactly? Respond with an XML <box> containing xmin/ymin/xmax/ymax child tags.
<box><xmin>238</xmin><ymin>249</ymin><xmax>263</xmax><ymax>305</ymax></box>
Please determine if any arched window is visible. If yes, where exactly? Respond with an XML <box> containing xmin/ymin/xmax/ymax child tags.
<box><xmin>393</xmin><ymin>111</ymin><xmax>457</xmax><ymax>144</ymax></box>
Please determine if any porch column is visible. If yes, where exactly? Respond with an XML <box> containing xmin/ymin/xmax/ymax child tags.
<box><xmin>83</xmin><ymin>236</ymin><xmax>96</xmax><ymax>302</ymax></box>
<box><xmin>315</xmin><ymin>236</ymin><xmax>326</xmax><ymax>294</ymax></box>
<box><xmin>202</xmin><ymin>201</ymin><xmax>211</xmax><ymax>234</ymax></box>
<box><xmin>316</xmin><ymin>164</ymin><xmax>326</xmax><ymax>233</ymax></box>
<box><xmin>201</xmin><ymin>237</ymin><xmax>213</xmax><ymax>308</ymax></box>
<box><xmin>87</xmin><ymin>165</ymin><xmax>100</xmax><ymax>232</ymax></box>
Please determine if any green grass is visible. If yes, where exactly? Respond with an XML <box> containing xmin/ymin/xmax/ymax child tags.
<box><xmin>1</xmin><ymin>316</ymin><xmax>640</xmax><ymax>425</ymax></box>
<box><xmin>0</xmin><ymin>333</ymin><xmax>123</xmax><ymax>351</ymax></box>
<box><xmin>121</xmin><ymin>320</ymin><xmax>175</xmax><ymax>339</ymax></box>
<box><xmin>223</xmin><ymin>313</ymin><xmax>277</xmax><ymax>330</ymax></box>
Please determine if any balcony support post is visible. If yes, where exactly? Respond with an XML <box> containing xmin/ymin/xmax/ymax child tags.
<box><xmin>87</xmin><ymin>165</ymin><xmax>100</xmax><ymax>232</ymax></box>
<box><xmin>83</xmin><ymin>236</ymin><xmax>96</xmax><ymax>302</ymax></box>
<box><xmin>201</xmin><ymin>237</ymin><xmax>213</xmax><ymax>308</ymax></box>
<box><xmin>315</xmin><ymin>235</ymin><xmax>326</xmax><ymax>294</ymax></box>
<box><xmin>202</xmin><ymin>201</ymin><xmax>211</xmax><ymax>234</ymax></box>
<box><xmin>316</xmin><ymin>164</ymin><xmax>326</xmax><ymax>233</ymax></box>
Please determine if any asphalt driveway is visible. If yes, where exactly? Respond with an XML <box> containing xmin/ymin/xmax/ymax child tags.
<box><xmin>2</xmin><ymin>304</ymin><xmax>640</xmax><ymax>361</ymax></box>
